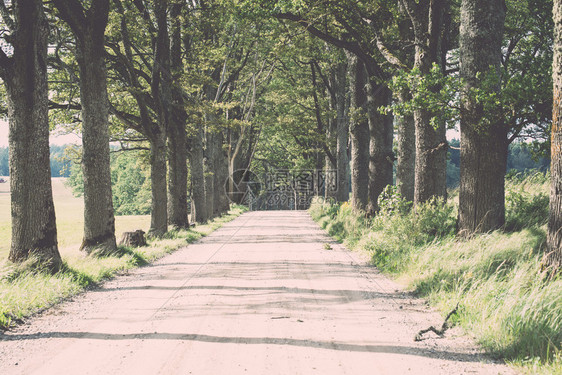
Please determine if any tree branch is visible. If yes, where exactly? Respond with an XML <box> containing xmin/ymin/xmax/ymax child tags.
<box><xmin>276</xmin><ymin>12</ymin><xmax>383</xmax><ymax>77</ymax></box>
<box><xmin>51</xmin><ymin>0</ymin><xmax>87</xmax><ymax>39</ymax></box>
<box><xmin>0</xmin><ymin>0</ymin><xmax>14</xmax><ymax>31</ymax></box>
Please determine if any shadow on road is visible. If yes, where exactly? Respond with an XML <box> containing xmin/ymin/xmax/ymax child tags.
<box><xmin>2</xmin><ymin>331</ymin><xmax>486</xmax><ymax>363</ymax></box>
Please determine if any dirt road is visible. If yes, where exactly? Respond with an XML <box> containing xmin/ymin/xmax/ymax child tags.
<box><xmin>0</xmin><ymin>211</ymin><xmax>515</xmax><ymax>374</ymax></box>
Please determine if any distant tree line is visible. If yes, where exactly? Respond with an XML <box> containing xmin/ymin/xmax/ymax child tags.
<box><xmin>447</xmin><ymin>140</ymin><xmax>550</xmax><ymax>188</ymax></box>
<box><xmin>0</xmin><ymin>145</ymin><xmax>71</xmax><ymax>178</ymax></box>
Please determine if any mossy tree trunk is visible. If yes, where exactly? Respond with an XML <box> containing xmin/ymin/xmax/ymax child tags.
<box><xmin>366</xmin><ymin>83</ymin><xmax>394</xmax><ymax>214</ymax></box>
<box><xmin>0</xmin><ymin>0</ymin><xmax>62</xmax><ymax>271</ymax></box>
<box><xmin>334</xmin><ymin>61</ymin><xmax>350</xmax><ymax>203</ymax></box>
<box><xmin>458</xmin><ymin>0</ymin><xmax>507</xmax><ymax>235</ymax></box>
<box><xmin>167</xmin><ymin>1</ymin><xmax>189</xmax><ymax>229</ymax></box>
<box><xmin>53</xmin><ymin>0</ymin><xmax>117</xmax><ymax>254</ymax></box>
<box><xmin>189</xmin><ymin>126</ymin><xmax>208</xmax><ymax>223</ymax></box>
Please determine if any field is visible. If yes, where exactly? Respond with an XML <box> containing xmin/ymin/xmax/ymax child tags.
<box><xmin>0</xmin><ymin>177</ymin><xmax>150</xmax><ymax>259</ymax></box>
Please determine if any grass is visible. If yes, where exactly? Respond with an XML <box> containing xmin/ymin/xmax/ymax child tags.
<box><xmin>310</xmin><ymin>173</ymin><xmax>561</xmax><ymax>375</ymax></box>
<box><xmin>0</xmin><ymin>177</ymin><xmax>247</xmax><ymax>329</ymax></box>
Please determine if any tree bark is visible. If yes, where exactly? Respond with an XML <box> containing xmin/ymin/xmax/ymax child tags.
<box><xmin>458</xmin><ymin>0</ymin><xmax>507</xmax><ymax>235</ymax></box>
<box><xmin>167</xmin><ymin>1</ymin><xmax>189</xmax><ymax>229</ymax></box>
<box><xmin>149</xmin><ymin>134</ymin><xmax>168</xmax><ymax>236</ymax></box>
<box><xmin>150</xmin><ymin>0</ymin><xmax>170</xmax><ymax>235</ymax></box>
<box><xmin>78</xmin><ymin>38</ymin><xmax>117</xmax><ymax>252</ymax></box>
<box><xmin>204</xmin><ymin>132</ymin><xmax>216</xmax><ymax>219</ymax></box>
<box><xmin>189</xmin><ymin>126</ymin><xmax>208</xmax><ymax>223</ymax></box>
<box><xmin>396</xmin><ymin>91</ymin><xmax>416</xmax><ymax>203</ymax></box>
<box><xmin>349</xmin><ymin>56</ymin><xmax>369</xmax><ymax>212</ymax></box>
<box><xmin>325</xmin><ymin>107</ymin><xmax>337</xmax><ymax>200</ymax></box>
<box><xmin>367</xmin><ymin>83</ymin><xmax>394</xmax><ymax>214</ymax></box>
<box><xmin>2</xmin><ymin>0</ymin><xmax>62</xmax><ymax>271</ymax></box>
<box><xmin>214</xmin><ymin>131</ymin><xmax>230</xmax><ymax>215</ymax></box>
<box><xmin>53</xmin><ymin>0</ymin><xmax>117</xmax><ymax>254</ymax></box>
<box><xmin>545</xmin><ymin>0</ymin><xmax>562</xmax><ymax>272</ymax></box>
<box><xmin>335</xmin><ymin>62</ymin><xmax>350</xmax><ymax>203</ymax></box>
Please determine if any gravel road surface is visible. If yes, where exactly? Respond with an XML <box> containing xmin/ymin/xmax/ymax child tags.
<box><xmin>0</xmin><ymin>211</ymin><xmax>516</xmax><ymax>374</ymax></box>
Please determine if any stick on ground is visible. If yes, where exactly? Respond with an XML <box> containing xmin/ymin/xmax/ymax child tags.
<box><xmin>414</xmin><ymin>303</ymin><xmax>459</xmax><ymax>341</ymax></box>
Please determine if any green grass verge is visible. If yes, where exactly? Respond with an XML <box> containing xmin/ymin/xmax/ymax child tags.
<box><xmin>0</xmin><ymin>204</ymin><xmax>247</xmax><ymax>330</ymax></box>
<box><xmin>309</xmin><ymin>174</ymin><xmax>561</xmax><ymax>375</ymax></box>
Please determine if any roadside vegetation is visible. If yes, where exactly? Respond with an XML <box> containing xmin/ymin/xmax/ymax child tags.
<box><xmin>310</xmin><ymin>172</ymin><xmax>561</xmax><ymax>375</ymax></box>
<box><xmin>0</xmin><ymin>203</ymin><xmax>247</xmax><ymax>331</ymax></box>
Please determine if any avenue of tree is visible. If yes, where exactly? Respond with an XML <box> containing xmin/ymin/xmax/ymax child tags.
<box><xmin>0</xmin><ymin>0</ymin><xmax>560</xmax><ymax>274</ymax></box>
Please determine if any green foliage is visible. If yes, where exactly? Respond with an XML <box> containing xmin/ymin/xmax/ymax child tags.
<box><xmin>377</xmin><ymin>184</ymin><xmax>412</xmax><ymax>215</ymax></box>
<box><xmin>111</xmin><ymin>151</ymin><xmax>151</xmax><ymax>215</ymax></box>
<box><xmin>66</xmin><ymin>149</ymin><xmax>151</xmax><ymax>215</ymax></box>
<box><xmin>383</xmin><ymin>64</ymin><xmax>461</xmax><ymax>130</ymax></box>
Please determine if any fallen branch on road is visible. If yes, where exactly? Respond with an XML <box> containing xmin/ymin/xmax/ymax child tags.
<box><xmin>414</xmin><ymin>303</ymin><xmax>459</xmax><ymax>341</ymax></box>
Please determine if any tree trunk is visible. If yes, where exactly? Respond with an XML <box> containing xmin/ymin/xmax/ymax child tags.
<box><xmin>149</xmin><ymin>135</ymin><xmax>168</xmax><ymax>236</ymax></box>
<box><xmin>149</xmin><ymin>0</ymin><xmax>171</xmax><ymax>234</ymax></box>
<box><xmin>349</xmin><ymin>56</ymin><xmax>369</xmax><ymax>212</ymax></box>
<box><xmin>52</xmin><ymin>0</ymin><xmax>117</xmax><ymax>254</ymax></box>
<box><xmin>413</xmin><ymin>106</ymin><xmax>448</xmax><ymax>206</ymax></box>
<box><xmin>545</xmin><ymin>0</ymin><xmax>562</xmax><ymax>272</ymax></box>
<box><xmin>167</xmin><ymin>2</ymin><xmax>189</xmax><ymax>229</ymax></box>
<box><xmin>204</xmin><ymin>131</ymin><xmax>216</xmax><ymax>218</ymax></box>
<box><xmin>325</xmin><ymin>108</ymin><xmax>337</xmax><ymax>200</ymax></box>
<box><xmin>77</xmin><ymin>32</ymin><xmax>117</xmax><ymax>253</ymax></box>
<box><xmin>189</xmin><ymin>127</ymin><xmax>208</xmax><ymax>223</ymax></box>
<box><xmin>396</xmin><ymin>91</ymin><xmax>416</xmax><ymax>203</ymax></box>
<box><xmin>402</xmin><ymin>0</ymin><xmax>448</xmax><ymax>207</ymax></box>
<box><xmin>168</xmin><ymin>125</ymin><xmax>189</xmax><ymax>228</ymax></box>
<box><xmin>458</xmin><ymin>0</ymin><xmax>507</xmax><ymax>236</ymax></box>
<box><xmin>367</xmin><ymin>83</ymin><xmax>394</xmax><ymax>214</ymax></box>
<box><xmin>335</xmin><ymin>61</ymin><xmax>350</xmax><ymax>203</ymax></box>
<box><xmin>3</xmin><ymin>0</ymin><xmax>62</xmax><ymax>271</ymax></box>
<box><xmin>214</xmin><ymin>131</ymin><xmax>230</xmax><ymax>215</ymax></box>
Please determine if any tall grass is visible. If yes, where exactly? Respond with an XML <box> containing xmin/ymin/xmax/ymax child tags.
<box><xmin>310</xmin><ymin>173</ymin><xmax>560</xmax><ymax>374</ymax></box>
<box><xmin>0</xmin><ymin>205</ymin><xmax>247</xmax><ymax>330</ymax></box>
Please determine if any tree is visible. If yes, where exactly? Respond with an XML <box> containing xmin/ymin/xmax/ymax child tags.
<box><xmin>458</xmin><ymin>0</ymin><xmax>507</xmax><ymax>235</ymax></box>
<box><xmin>167</xmin><ymin>0</ymin><xmax>189</xmax><ymax>229</ymax></box>
<box><xmin>273</xmin><ymin>3</ymin><xmax>394</xmax><ymax>213</ymax></box>
<box><xmin>0</xmin><ymin>0</ymin><xmax>62</xmax><ymax>270</ymax></box>
<box><xmin>400</xmin><ymin>0</ymin><xmax>450</xmax><ymax>207</ymax></box>
<box><xmin>546</xmin><ymin>0</ymin><xmax>562</xmax><ymax>272</ymax></box>
<box><xmin>52</xmin><ymin>0</ymin><xmax>117</xmax><ymax>253</ymax></box>
<box><xmin>349</xmin><ymin>56</ymin><xmax>370</xmax><ymax>211</ymax></box>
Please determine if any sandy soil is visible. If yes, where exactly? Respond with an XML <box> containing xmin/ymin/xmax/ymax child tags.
<box><xmin>0</xmin><ymin>211</ymin><xmax>516</xmax><ymax>374</ymax></box>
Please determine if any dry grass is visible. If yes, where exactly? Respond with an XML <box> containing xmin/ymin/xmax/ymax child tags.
<box><xmin>0</xmin><ymin>177</ymin><xmax>150</xmax><ymax>258</ymax></box>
